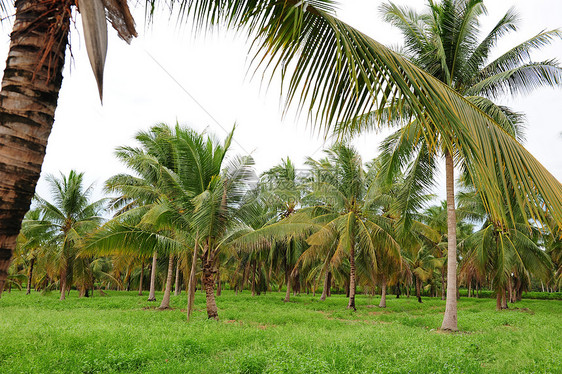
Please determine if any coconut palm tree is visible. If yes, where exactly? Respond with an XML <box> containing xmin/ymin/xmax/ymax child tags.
<box><xmin>341</xmin><ymin>0</ymin><xmax>562</xmax><ymax>330</ymax></box>
<box><xmin>28</xmin><ymin>170</ymin><xmax>105</xmax><ymax>299</ymax></box>
<box><xmin>458</xmin><ymin>184</ymin><xmax>552</xmax><ymax>310</ymax></box>
<box><xmin>260</xmin><ymin>158</ymin><xmax>309</xmax><ymax>301</ymax></box>
<box><xmin>2</xmin><ymin>1</ymin><xmax>562</xmax><ymax>307</ymax></box>
<box><xmin>15</xmin><ymin>209</ymin><xmax>56</xmax><ymax>295</ymax></box>
<box><xmin>87</xmin><ymin>124</ymin><xmax>255</xmax><ymax>319</ymax></box>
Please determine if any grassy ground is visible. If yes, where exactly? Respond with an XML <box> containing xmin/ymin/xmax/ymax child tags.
<box><xmin>0</xmin><ymin>290</ymin><xmax>560</xmax><ymax>373</ymax></box>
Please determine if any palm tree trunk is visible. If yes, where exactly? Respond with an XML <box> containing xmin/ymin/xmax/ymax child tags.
<box><xmin>138</xmin><ymin>261</ymin><xmax>144</xmax><ymax>296</ymax></box>
<box><xmin>441</xmin><ymin>151</ymin><xmax>458</xmax><ymax>331</ymax></box>
<box><xmin>147</xmin><ymin>251</ymin><xmax>157</xmax><ymax>301</ymax></box>
<box><xmin>379</xmin><ymin>275</ymin><xmax>387</xmax><ymax>308</ymax></box>
<box><xmin>174</xmin><ymin>257</ymin><xmax>181</xmax><ymax>296</ymax></box>
<box><xmin>202</xmin><ymin>245</ymin><xmax>218</xmax><ymax>320</ymax></box>
<box><xmin>159</xmin><ymin>254</ymin><xmax>174</xmax><ymax>309</ymax></box>
<box><xmin>216</xmin><ymin>267</ymin><xmax>222</xmax><ymax>297</ymax></box>
<box><xmin>415</xmin><ymin>276</ymin><xmax>422</xmax><ymax>303</ymax></box>
<box><xmin>441</xmin><ymin>269</ymin><xmax>446</xmax><ymax>300</ymax></box>
<box><xmin>187</xmin><ymin>240</ymin><xmax>198</xmax><ymax>321</ymax></box>
<box><xmin>347</xmin><ymin>242</ymin><xmax>356</xmax><ymax>310</ymax></box>
<box><xmin>26</xmin><ymin>257</ymin><xmax>35</xmax><ymax>295</ymax></box>
<box><xmin>0</xmin><ymin>0</ymin><xmax>71</xmax><ymax>297</ymax></box>
<box><xmin>284</xmin><ymin>273</ymin><xmax>292</xmax><ymax>302</ymax></box>
<box><xmin>60</xmin><ymin>266</ymin><xmax>67</xmax><ymax>301</ymax></box>
<box><xmin>496</xmin><ymin>287</ymin><xmax>503</xmax><ymax>311</ymax></box>
<box><xmin>320</xmin><ymin>271</ymin><xmax>331</xmax><ymax>301</ymax></box>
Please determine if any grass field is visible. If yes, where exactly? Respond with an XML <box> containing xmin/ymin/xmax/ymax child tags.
<box><xmin>1</xmin><ymin>290</ymin><xmax>560</xmax><ymax>373</ymax></box>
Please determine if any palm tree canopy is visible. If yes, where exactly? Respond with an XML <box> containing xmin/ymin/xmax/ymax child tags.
<box><xmin>158</xmin><ymin>0</ymin><xmax>562</xmax><ymax>233</ymax></box>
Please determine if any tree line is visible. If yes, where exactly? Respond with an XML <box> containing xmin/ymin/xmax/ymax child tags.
<box><xmin>2</xmin><ymin>0</ymin><xmax>562</xmax><ymax>334</ymax></box>
<box><xmin>7</xmin><ymin>123</ymin><xmax>561</xmax><ymax>322</ymax></box>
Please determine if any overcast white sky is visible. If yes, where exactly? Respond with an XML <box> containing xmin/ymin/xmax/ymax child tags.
<box><xmin>1</xmin><ymin>0</ymin><xmax>560</xmax><ymax>201</ymax></box>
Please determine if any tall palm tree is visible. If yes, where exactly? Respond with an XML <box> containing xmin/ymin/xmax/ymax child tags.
<box><xmin>343</xmin><ymin>0</ymin><xmax>562</xmax><ymax>330</ymax></box>
<box><xmin>2</xmin><ymin>1</ymin><xmax>562</xmax><ymax>305</ymax></box>
<box><xmin>29</xmin><ymin>170</ymin><xmax>105</xmax><ymax>299</ymax></box>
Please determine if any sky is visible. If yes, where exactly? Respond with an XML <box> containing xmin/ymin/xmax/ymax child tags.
<box><xmin>1</xmin><ymin>0</ymin><xmax>561</xmax><ymax>201</ymax></box>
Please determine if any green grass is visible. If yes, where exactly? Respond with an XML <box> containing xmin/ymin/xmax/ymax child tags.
<box><xmin>1</xmin><ymin>290</ymin><xmax>561</xmax><ymax>373</ymax></box>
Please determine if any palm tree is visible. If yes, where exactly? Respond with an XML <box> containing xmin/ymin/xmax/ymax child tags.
<box><xmin>458</xmin><ymin>184</ymin><xmax>552</xmax><ymax>310</ymax></box>
<box><xmin>29</xmin><ymin>170</ymin><xmax>105</xmax><ymax>299</ymax></box>
<box><xmin>261</xmin><ymin>158</ymin><xmax>308</xmax><ymax>301</ymax></box>
<box><xmin>16</xmin><ymin>209</ymin><xmax>55</xmax><ymax>295</ymax></box>
<box><xmin>343</xmin><ymin>0</ymin><xmax>562</xmax><ymax>330</ymax></box>
<box><xmin>87</xmin><ymin>124</ymin><xmax>255</xmax><ymax>319</ymax></box>
<box><xmin>3</xmin><ymin>1</ymin><xmax>562</xmax><ymax>305</ymax></box>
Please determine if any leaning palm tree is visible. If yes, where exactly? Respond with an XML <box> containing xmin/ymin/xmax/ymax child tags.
<box><xmin>2</xmin><ymin>1</ymin><xmax>562</xmax><ymax>311</ymax></box>
<box><xmin>30</xmin><ymin>170</ymin><xmax>105</xmax><ymax>299</ymax></box>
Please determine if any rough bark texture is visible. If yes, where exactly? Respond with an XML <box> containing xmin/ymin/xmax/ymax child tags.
<box><xmin>379</xmin><ymin>276</ymin><xmax>387</xmax><ymax>308</ymax></box>
<box><xmin>441</xmin><ymin>151</ymin><xmax>458</xmax><ymax>331</ymax></box>
<box><xmin>347</xmin><ymin>243</ymin><xmax>356</xmax><ymax>310</ymax></box>
<box><xmin>320</xmin><ymin>271</ymin><xmax>331</xmax><ymax>301</ymax></box>
<box><xmin>0</xmin><ymin>0</ymin><xmax>71</xmax><ymax>296</ymax></box>
<box><xmin>202</xmin><ymin>248</ymin><xmax>218</xmax><ymax>320</ymax></box>
<box><xmin>216</xmin><ymin>267</ymin><xmax>221</xmax><ymax>297</ymax></box>
<box><xmin>147</xmin><ymin>251</ymin><xmax>157</xmax><ymax>301</ymax></box>
<box><xmin>26</xmin><ymin>257</ymin><xmax>35</xmax><ymax>294</ymax></box>
<box><xmin>174</xmin><ymin>257</ymin><xmax>181</xmax><ymax>296</ymax></box>
<box><xmin>159</xmin><ymin>254</ymin><xmax>174</xmax><ymax>309</ymax></box>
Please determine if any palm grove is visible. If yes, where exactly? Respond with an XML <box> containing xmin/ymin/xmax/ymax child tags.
<box><xmin>1</xmin><ymin>0</ymin><xmax>562</xmax><ymax>332</ymax></box>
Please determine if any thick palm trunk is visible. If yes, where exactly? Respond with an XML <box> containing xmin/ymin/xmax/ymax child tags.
<box><xmin>202</xmin><ymin>247</ymin><xmax>218</xmax><ymax>320</ymax></box>
<box><xmin>216</xmin><ymin>267</ymin><xmax>221</xmax><ymax>297</ymax></box>
<box><xmin>159</xmin><ymin>254</ymin><xmax>174</xmax><ymax>309</ymax></box>
<box><xmin>379</xmin><ymin>275</ymin><xmax>387</xmax><ymax>308</ymax></box>
<box><xmin>441</xmin><ymin>151</ymin><xmax>458</xmax><ymax>331</ymax></box>
<box><xmin>347</xmin><ymin>243</ymin><xmax>356</xmax><ymax>310</ymax></box>
<box><xmin>320</xmin><ymin>271</ymin><xmax>331</xmax><ymax>301</ymax></box>
<box><xmin>187</xmin><ymin>241</ymin><xmax>198</xmax><ymax>321</ymax></box>
<box><xmin>147</xmin><ymin>251</ymin><xmax>157</xmax><ymax>301</ymax></box>
<box><xmin>0</xmin><ymin>0</ymin><xmax>71</xmax><ymax>296</ymax></box>
<box><xmin>26</xmin><ymin>257</ymin><xmax>35</xmax><ymax>294</ymax></box>
<box><xmin>138</xmin><ymin>261</ymin><xmax>144</xmax><ymax>296</ymax></box>
<box><xmin>174</xmin><ymin>257</ymin><xmax>181</xmax><ymax>296</ymax></box>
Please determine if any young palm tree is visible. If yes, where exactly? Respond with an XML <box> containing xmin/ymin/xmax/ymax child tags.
<box><xmin>29</xmin><ymin>171</ymin><xmax>105</xmax><ymax>299</ymax></box>
<box><xmin>87</xmin><ymin>124</ymin><xmax>255</xmax><ymax>319</ymax></box>
<box><xmin>458</xmin><ymin>184</ymin><xmax>552</xmax><ymax>310</ymax></box>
